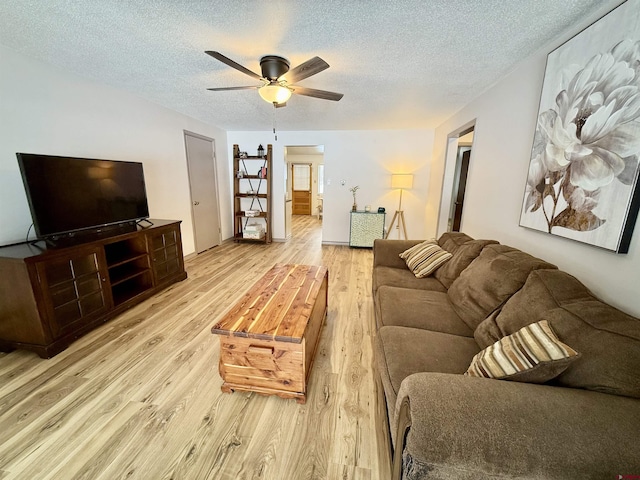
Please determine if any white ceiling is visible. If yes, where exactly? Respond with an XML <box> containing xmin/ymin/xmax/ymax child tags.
<box><xmin>0</xmin><ymin>0</ymin><xmax>605</xmax><ymax>132</ymax></box>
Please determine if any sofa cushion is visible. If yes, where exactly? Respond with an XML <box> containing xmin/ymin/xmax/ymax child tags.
<box><xmin>377</xmin><ymin>286</ymin><xmax>474</xmax><ymax>336</ymax></box>
<box><xmin>437</xmin><ymin>231</ymin><xmax>474</xmax><ymax>253</ymax></box>
<box><xmin>540</xmin><ymin>305</ymin><xmax>640</xmax><ymax>399</ymax></box>
<box><xmin>475</xmin><ymin>269</ymin><xmax>595</xmax><ymax>348</ymax></box>
<box><xmin>373</xmin><ymin>239</ymin><xmax>425</xmax><ymax>270</ymax></box>
<box><xmin>474</xmin><ymin>311</ymin><xmax>504</xmax><ymax>349</ymax></box>
<box><xmin>375</xmin><ymin>326</ymin><xmax>480</xmax><ymax>414</ymax></box>
<box><xmin>373</xmin><ymin>266</ymin><xmax>447</xmax><ymax>295</ymax></box>
<box><xmin>447</xmin><ymin>244</ymin><xmax>557</xmax><ymax>330</ymax></box>
<box><xmin>465</xmin><ymin>320</ymin><xmax>579</xmax><ymax>383</ymax></box>
<box><xmin>434</xmin><ymin>239</ymin><xmax>499</xmax><ymax>289</ymax></box>
<box><xmin>399</xmin><ymin>241</ymin><xmax>452</xmax><ymax>278</ymax></box>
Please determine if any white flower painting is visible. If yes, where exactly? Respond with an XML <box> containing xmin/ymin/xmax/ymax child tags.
<box><xmin>520</xmin><ymin>0</ymin><xmax>640</xmax><ymax>253</ymax></box>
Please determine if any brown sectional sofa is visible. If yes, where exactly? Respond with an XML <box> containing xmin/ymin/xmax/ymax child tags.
<box><xmin>373</xmin><ymin>232</ymin><xmax>640</xmax><ymax>479</ymax></box>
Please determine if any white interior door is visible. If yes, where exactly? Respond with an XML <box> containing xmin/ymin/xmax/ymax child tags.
<box><xmin>184</xmin><ymin>132</ymin><xmax>221</xmax><ymax>253</ymax></box>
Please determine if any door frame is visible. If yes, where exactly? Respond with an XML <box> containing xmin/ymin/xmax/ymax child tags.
<box><xmin>436</xmin><ymin>120</ymin><xmax>476</xmax><ymax>235</ymax></box>
<box><xmin>183</xmin><ymin>130</ymin><xmax>222</xmax><ymax>252</ymax></box>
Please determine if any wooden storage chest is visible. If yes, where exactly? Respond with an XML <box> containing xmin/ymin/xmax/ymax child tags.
<box><xmin>211</xmin><ymin>263</ymin><xmax>328</xmax><ymax>403</ymax></box>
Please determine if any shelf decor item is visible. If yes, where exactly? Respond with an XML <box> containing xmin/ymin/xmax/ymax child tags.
<box><xmin>349</xmin><ymin>185</ymin><xmax>360</xmax><ymax>212</ymax></box>
<box><xmin>519</xmin><ymin>0</ymin><xmax>640</xmax><ymax>253</ymax></box>
<box><xmin>243</xmin><ymin>222</ymin><xmax>265</xmax><ymax>240</ymax></box>
<box><xmin>257</xmin><ymin>144</ymin><xmax>265</xmax><ymax>158</ymax></box>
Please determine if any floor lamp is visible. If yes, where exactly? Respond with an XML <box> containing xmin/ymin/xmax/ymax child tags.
<box><xmin>385</xmin><ymin>173</ymin><xmax>413</xmax><ymax>239</ymax></box>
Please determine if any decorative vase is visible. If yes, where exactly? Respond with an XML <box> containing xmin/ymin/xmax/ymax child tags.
<box><xmin>352</xmin><ymin>204</ymin><xmax>357</xmax><ymax>212</ymax></box>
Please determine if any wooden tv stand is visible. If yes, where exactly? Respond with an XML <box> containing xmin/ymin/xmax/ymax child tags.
<box><xmin>0</xmin><ymin>219</ymin><xmax>187</xmax><ymax>358</ymax></box>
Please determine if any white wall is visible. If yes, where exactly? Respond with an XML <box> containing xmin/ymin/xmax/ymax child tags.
<box><xmin>0</xmin><ymin>45</ymin><xmax>231</xmax><ymax>255</ymax></box>
<box><xmin>428</xmin><ymin>0</ymin><xmax>640</xmax><ymax>317</ymax></box>
<box><xmin>228</xmin><ymin>130</ymin><xmax>434</xmax><ymax>243</ymax></box>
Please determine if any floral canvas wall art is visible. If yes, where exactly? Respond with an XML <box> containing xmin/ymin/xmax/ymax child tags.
<box><xmin>519</xmin><ymin>0</ymin><xmax>640</xmax><ymax>253</ymax></box>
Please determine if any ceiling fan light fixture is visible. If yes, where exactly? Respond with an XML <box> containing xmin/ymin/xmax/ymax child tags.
<box><xmin>258</xmin><ymin>84</ymin><xmax>292</xmax><ymax>105</ymax></box>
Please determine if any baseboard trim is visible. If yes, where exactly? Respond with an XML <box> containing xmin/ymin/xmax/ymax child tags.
<box><xmin>321</xmin><ymin>241</ymin><xmax>349</xmax><ymax>246</ymax></box>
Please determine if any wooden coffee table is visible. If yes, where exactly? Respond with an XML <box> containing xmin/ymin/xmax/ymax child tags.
<box><xmin>211</xmin><ymin>263</ymin><xmax>328</xmax><ymax>404</ymax></box>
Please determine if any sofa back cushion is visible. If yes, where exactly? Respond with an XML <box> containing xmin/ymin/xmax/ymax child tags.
<box><xmin>448</xmin><ymin>244</ymin><xmax>556</xmax><ymax>330</ymax></box>
<box><xmin>437</xmin><ymin>232</ymin><xmax>474</xmax><ymax>254</ymax></box>
<box><xmin>542</xmin><ymin>305</ymin><xmax>640</xmax><ymax>399</ymax></box>
<box><xmin>434</xmin><ymin>239</ymin><xmax>498</xmax><ymax>289</ymax></box>
<box><xmin>475</xmin><ymin>269</ymin><xmax>594</xmax><ymax>348</ymax></box>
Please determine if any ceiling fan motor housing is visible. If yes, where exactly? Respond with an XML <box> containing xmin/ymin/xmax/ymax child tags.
<box><xmin>260</xmin><ymin>56</ymin><xmax>290</xmax><ymax>81</ymax></box>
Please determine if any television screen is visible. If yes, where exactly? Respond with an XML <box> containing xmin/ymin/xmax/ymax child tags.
<box><xmin>17</xmin><ymin>153</ymin><xmax>150</xmax><ymax>239</ymax></box>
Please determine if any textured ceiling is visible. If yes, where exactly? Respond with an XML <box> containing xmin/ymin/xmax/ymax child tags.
<box><xmin>0</xmin><ymin>0</ymin><xmax>605</xmax><ymax>131</ymax></box>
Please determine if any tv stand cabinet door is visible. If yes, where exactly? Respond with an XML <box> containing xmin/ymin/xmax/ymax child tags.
<box><xmin>148</xmin><ymin>224</ymin><xmax>185</xmax><ymax>286</ymax></box>
<box><xmin>35</xmin><ymin>246</ymin><xmax>112</xmax><ymax>340</ymax></box>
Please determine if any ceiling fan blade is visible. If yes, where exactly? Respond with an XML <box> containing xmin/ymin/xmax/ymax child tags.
<box><xmin>282</xmin><ymin>57</ymin><xmax>329</xmax><ymax>83</ymax></box>
<box><xmin>207</xmin><ymin>86</ymin><xmax>260</xmax><ymax>91</ymax></box>
<box><xmin>205</xmin><ymin>51</ymin><xmax>263</xmax><ymax>81</ymax></box>
<box><xmin>291</xmin><ymin>86</ymin><xmax>343</xmax><ymax>101</ymax></box>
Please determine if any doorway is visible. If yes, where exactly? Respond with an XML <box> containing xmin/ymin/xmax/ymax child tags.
<box><xmin>450</xmin><ymin>133</ymin><xmax>473</xmax><ymax>232</ymax></box>
<box><xmin>437</xmin><ymin>123</ymin><xmax>475</xmax><ymax>234</ymax></box>
<box><xmin>284</xmin><ymin>145</ymin><xmax>325</xmax><ymax>239</ymax></box>
<box><xmin>184</xmin><ymin>131</ymin><xmax>221</xmax><ymax>253</ymax></box>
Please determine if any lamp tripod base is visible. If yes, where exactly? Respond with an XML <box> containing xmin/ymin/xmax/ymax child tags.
<box><xmin>385</xmin><ymin>210</ymin><xmax>408</xmax><ymax>239</ymax></box>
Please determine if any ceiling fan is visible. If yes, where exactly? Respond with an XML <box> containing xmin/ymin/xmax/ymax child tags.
<box><xmin>205</xmin><ymin>51</ymin><xmax>343</xmax><ymax>107</ymax></box>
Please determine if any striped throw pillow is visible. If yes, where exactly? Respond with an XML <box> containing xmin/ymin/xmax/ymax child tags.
<box><xmin>399</xmin><ymin>240</ymin><xmax>453</xmax><ymax>278</ymax></box>
<box><xmin>465</xmin><ymin>320</ymin><xmax>579</xmax><ymax>383</ymax></box>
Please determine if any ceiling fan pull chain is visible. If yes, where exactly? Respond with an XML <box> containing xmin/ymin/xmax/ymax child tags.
<box><xmin>273</xmin><ymin>103</ymin><xmax>278</xmax><ymax>141</ymax></box>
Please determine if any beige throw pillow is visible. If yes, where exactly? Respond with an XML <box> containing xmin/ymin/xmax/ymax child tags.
<box><xmin>465</xmin><ymin>320</ymin><xmax>579</xmax><ymax>383</ymax></box>
<box><xmin>399</xmin><ymin>240</ymin><xmax>452</xmax><ymax>278</ymax></box>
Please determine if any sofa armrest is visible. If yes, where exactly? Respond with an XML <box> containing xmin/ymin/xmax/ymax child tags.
<box><xmin>393</xmin><ymin>373</ymin><xmax>640</xmax><ymax>480</ymax></box>
<box><xmin>373</xmin><ymin>239</ymin><xmax>422</xmax><ymax>269</ymax></box>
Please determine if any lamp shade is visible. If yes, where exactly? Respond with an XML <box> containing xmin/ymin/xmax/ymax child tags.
<box><xmin>391</xmin><ymin>174</ymin><xmax>414</xmax><ymax>189</ymax></box>
<box><xmin>259</xmin><ymin>84</ymin><xmax>292</xmax><ymax>104</ymax></box>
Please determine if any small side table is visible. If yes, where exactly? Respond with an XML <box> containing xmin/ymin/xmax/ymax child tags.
<box><xmin>349</xmin><ymin>211</ymin><xmax>386</xmax><ymax>248</ymax></box>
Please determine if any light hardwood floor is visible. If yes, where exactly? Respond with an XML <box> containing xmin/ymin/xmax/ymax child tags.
<box><xmin>0</xmin><ymin>215</ymin><xmax>392</xmax><ymax>480</ymax></box>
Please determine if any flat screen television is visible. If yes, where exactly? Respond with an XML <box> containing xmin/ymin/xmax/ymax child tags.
<box><xmin>17</xmin><ymin>153</ymin><xmax>150</xmax><ymax>241</ymax></box>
